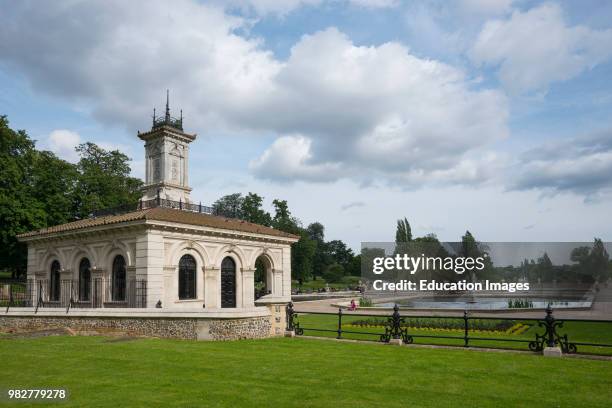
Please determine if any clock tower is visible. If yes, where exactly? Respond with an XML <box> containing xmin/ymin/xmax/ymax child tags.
<box><xmin>138</xmin><ymin>91</ymin><xmax>196</xmax><ymax>203</ymax></box>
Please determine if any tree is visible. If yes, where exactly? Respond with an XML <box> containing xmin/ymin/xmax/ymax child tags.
<box><xmin>361</xmin><ymin>247</ymin><xmax>386</xmax><ymax>277</ymax></box>
<box><xmin>395</xmin><ymin>217</ymin><xmax>412</xmax><ymax>243</ymax></box>
<box><xmin>0</xmin><ymin>117</ymin><xmax>146</xmax><ymax>276</ymax></box>
<box><xmin>272</xmin><ymin>199</ymin><xmax>300</xmax><ymax>234</ymax></box>
<box><xmin>571</xmin><ymin>239</ymin><xmax>611</xmax><ymax>283</ymax></box>
<box><xmin>31</xmin><ymin>150</ymin><xmax>78</xmax><ymax>225</ymax></box>
<box><xmin>306</xmin><ymin>222</ymin><xmax>325</xmax><ymax>243</ymax></box>
<box><xmin>307</xmin><ymin>222</ymin><xmax>331</xmax><ymax>277</ymax></box>
<box><xmin>0</xmin><ymin>116</ymin><xmax>47</xmax><ymax>276</ymax></box>
<box><xmin>241</xmin><ymin>192</ymin><xmax>272</xmax><ymax>226</ymax></box>
<box><xmin>590</xmin><ymin>238</ymin><xmax>610</xmax><ymax>283</ymax></box>
<box><xmin>346</xmin><ymin>254</ymin><xmax>361</xmax><ymax>277</ymax></box>
<box><xmin>322</xmin><ymin>263</ymin><xmax>344</xmax><ymax>283</ymax></box>
<box><xmin>537</xmin><ymin>252</ymin><xmax>554</xmax><ymax>282</ymax></box>
<box><xmin>73</xmin><ymin>142</ymin><xmax>142</xmax><ymax>218</ymax></box>
<box><xmin>327</xmin><ymin>239</ymin><xmax>354</xmax><ymax>274</ymax></box>
<box><xmin>291</xmin><ymin>230</ymin><xmax>316</xmax><ymax>282</ymax></box>
<box><xmin>212</xmin><ymin>193</ymin><xmax>244</xmax><ymax>219</ymax></box>
<box><xmin>460</xmin><ymin>231</ymin><xmax>479</xmax><ymax>258</ymax></box>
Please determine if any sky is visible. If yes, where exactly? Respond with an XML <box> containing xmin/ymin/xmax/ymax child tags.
<box><xmin>1</xmin><ymin>0</ymin><xmax>612</xmax><ymax>250</ymax></box>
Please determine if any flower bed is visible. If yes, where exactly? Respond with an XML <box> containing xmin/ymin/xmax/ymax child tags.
<box><xmin>348</xmin><ymin>317</ymin><xmax>520</xmax><ymax>333</ymax></box>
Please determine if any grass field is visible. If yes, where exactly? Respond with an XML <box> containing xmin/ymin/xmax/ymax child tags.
<box><xmin>1</xmin><ymin>335</ymin><xmax>611</xmax><ymax>407</ymax></box>
<box><xmin>295</xmin><ymin>313</ymin><xmax>612</xmax><ymax>355</ymax></box>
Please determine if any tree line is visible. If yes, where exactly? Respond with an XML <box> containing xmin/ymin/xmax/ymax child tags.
<box><xmin>0</xmin><ymin>116</ymin><xmax>142</xmax><ymax>277</ymax></box>
<box><xmin>212</xmin><ymin>193</ymin><xmax>360</xmax><ymax>283</ymax></box>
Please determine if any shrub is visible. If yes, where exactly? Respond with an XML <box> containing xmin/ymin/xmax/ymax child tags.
<box><xmin>322</xmin><ymin>263</ymin><xmax>344</xmax><ymax>283</ymax></box>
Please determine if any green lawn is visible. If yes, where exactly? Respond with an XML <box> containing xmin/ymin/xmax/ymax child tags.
<box><xmin>1</xmin><ymin>335</ymin><xmax>611</xmax><ymax>407</ymax></box>
<box><xmin>295</xmin><ymin>313</ymin><xmax>612</xmax><ymax>355</ymax></box>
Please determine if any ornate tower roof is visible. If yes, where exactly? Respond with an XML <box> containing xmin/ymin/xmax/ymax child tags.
<box><xmin>152</xmin><ymin>89</ymin><xmax>183</xmax><ymax>131</ymax></box>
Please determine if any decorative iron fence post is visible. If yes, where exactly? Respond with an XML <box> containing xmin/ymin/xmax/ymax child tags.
<box><xmin>544</xmin><ymin>305</ymin><xmax>556</xmax><ymax>348</ymax></box>
<box><xmin>285</xmin><ymin>302</ymin><xmax>303</xmax><ymax>335</ymax></box>
<box><xmin>380</xmin><ymin>304</ymin><xmax>413</xmax><ymax>344</ymax></box>
<box><xmin>529</xmin><ymin>304</ymin><xmax>577</xmax><ymax>354</ymax></box>
<box><xmin>337</xmin><ymin>307</ymin><xmax>343</xmax><ymax>339</ymax></box>
<box><xmin>463</xmin><ymin>309</ymin><xmax>469</xmax><ymax>347</ymax></box>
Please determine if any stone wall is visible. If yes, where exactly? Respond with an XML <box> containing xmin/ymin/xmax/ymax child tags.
<box><xmin>0</xmin><ymin>315</ymin><xmax>273</xmax><ymax>341</ymax></box>
<box><xmin>203</xmin><ymin>316</ymin><xmax>271</xmax><ymax>341</ymax></box>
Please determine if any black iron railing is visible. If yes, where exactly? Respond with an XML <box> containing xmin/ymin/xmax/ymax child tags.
<box><xmin>286</xmin><ymin>303</ymin><xmax>612</xmax><ymax>355</ymax></box>
<box><xmin>91</xmin><ymin>193</ymin><xmax>215</xmax><ymax>218</ymax></box>
<box><xmin>1</xmin><ymin>279</ymin><xmax>147</xmax><ymax>312</ymax></box>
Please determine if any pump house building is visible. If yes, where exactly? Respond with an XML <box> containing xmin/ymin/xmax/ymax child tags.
<box><xmin>4</xmin><ymin>96</ymin><xmax>299</xmax><ymax>340</ymax></box>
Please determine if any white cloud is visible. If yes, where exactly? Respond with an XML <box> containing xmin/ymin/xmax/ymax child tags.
<box><xmin>251</xmin><ymin>28</ymin><xmax>508</xmax><ymax>186</ymax></box>
<box><xmin>511</xmin><ymin>130</ymin><xmax>612</xmax><ymax>198</ymax></box>
<box><xmin>47</xmin><ymin>129</ymin><xmax>81</xmax><ymax>162</ymax></box>
<box><xmin>0</xmin><ymin>2</ymin><xmax>509</xmax><ymax>188</ymax></box>
<box><xmin>249</xmin><ymin>135</ymin><xmax>343</xmax><ymax>182</ymax></box>
<box><xmin>470</xmin><ymin>3</ymin><xmax>612</xmax><ymax>93</ymax></box>
<box><xmin>219</xmin><ymin>0</ymin><xmax>397</xmax><ymax>16</ymax></box>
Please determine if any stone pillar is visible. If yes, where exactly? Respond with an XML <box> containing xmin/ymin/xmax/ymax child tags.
<box><xmin>90</xmin><ymin>267</ymin><xmax>105</xmax><ymax>305</ymax></box>
<box><xmin>135</xmin><ymin>230</ymin><xmax>164</xmax><ymax>308</ymax></box>
<box><xmin>281</xmin><ymin>246</ymin><xmax>292</xmax><ymax>298</ymax></box>
<box><xmin>163</xmin><ymin>266</ymin><xmax>176</xmax><ymax>308</ymax></box>
<box><xmin>242</xmin><ymin>268</ymin><xmax>255</xmax><ymax>309</ymax></box>
<box><xmin>265</xmin><ymin>303</ymin><xmax>287</xmax><ymax>336</ymax></box>
<box><xmin>60</xmin><ymin>269</ymin><xmax>73</xmax><ymax>303</ymax></box>
<box><xmin>272</xmin><ymin>269</ymin><xmax>283</xmax><ymax>297</ymax></box>
<box><xmin>204</xmin><ymin>266</ymin><xmax>219</xmax><ymax>309</ymax></box>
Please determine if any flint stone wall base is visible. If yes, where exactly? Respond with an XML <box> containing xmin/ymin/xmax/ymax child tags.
<box><xmin>0</xmin><ymin>315</ymin><xmax>272</xmax><ymax>341</ymax></box>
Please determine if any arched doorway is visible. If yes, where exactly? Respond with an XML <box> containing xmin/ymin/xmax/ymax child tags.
<box><xmin>79</xmin><ymin>258</ymin><xmax>91</xmax><ymax>301</ymax></box>
<box><xmin>221</xmin><ymin>257</ymin><xmax>236</xmax><ymax>308</ymax></box>
<box><xmin>178</xmin><ymin>254</ymin><xmax>196</xmax><ymax>300</ymax></box>
<box><xmin>254</xmin><ymin>255</ymin><xmax>272</xmax><ymax>300</ymax></box>
<box><xmin>50</xmin><ymin>260</ymin><xmax>61</xmax><ymax>302</ymax></box>
<box><xmin>112</xmin><ymin>255</ymin><xmax>127</xmax><ymax>301</ymax></box>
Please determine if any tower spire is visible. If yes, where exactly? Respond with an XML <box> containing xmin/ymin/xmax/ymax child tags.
<box><xmin>165</xmin><ymin>89</ymin><xmax>170</xmax><ymax>121</ymax></box>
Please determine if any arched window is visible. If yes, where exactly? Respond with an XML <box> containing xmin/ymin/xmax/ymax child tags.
<box><xmin>178</xmin><ymin>254</ymin><xmax>196</xmax><ymax>300</ymax></box>
<box><xmin>79</xmin><ymin>258</ymin><xmax>91</xmax><ymax>301</ymax></box>
<box><xmin>50</xmin><ymin>260</ymin><xmax>61</xmax><ymax>302</ymax></box>
<box><xmin>112</xmin><ymin>255</ymin><xmax>126</xmax><ymax>301</ymax></box>
<box><xmin>221</xmin><ymin>257</ymin><xmax>236</xmax><ymax>308</ymax></box>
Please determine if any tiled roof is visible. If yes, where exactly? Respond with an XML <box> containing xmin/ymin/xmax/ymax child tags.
<box><xmin>17</xmin><ymin>207</ymin><xmax>299</xmax><ymax>240</ymax></box>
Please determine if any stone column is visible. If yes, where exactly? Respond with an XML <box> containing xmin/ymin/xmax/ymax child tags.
<box><xmin>273</xmin><ymin>269</ymin><xmax>283</xmax><ymax>297</ymax></box>
<box><xmin>204</xmin><ymin>266</ymin><xmax>219</xmax><ymax>309</ymax></box>
<box><xmin>60</xmin><ymin>269</ymin><xmax>73</xmax><ymax>304</ymax></box>
<box><xmin>163</xmin><ymin>266</ymin><xmax>176</xmax><ymax>308</ymax></box>
<box><xmin>90</xmin><ymin>267</ymin><xmax>105</xmax><ymax>305</ymax></box>
<box><xmin>242</xmin><ymin>268</ymin><xmax>255</xmax><ymax>309</ymax></box>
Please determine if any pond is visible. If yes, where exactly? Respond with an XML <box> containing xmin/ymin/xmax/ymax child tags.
<box><xmin>376</xmin><ymin>297</ymin><xmax>592</xmax><ymax>310</ymax></box>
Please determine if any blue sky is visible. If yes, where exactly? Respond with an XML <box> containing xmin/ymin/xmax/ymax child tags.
<box><xmin>1</xmin><ymin>0</ymin><xmax>612</xmax><ymax>249</ymax></box>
